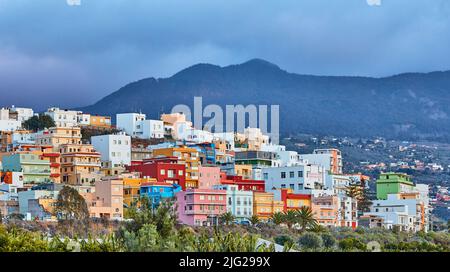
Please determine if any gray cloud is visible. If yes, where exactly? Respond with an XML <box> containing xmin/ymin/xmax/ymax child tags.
<box><xmin>1</xmin><ymin>0</ymin><xmax>450</xmax><ymax>110</ymax></box>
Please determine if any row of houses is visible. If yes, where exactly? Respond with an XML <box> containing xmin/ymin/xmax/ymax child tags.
<box><xmin>0</xmin><ymin>107</ymin><xmax>430</xmax><ymax>232</ymax></box>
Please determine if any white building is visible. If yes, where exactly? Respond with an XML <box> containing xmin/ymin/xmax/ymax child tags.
<box><xmin>214</xmin><ymin>184</ymin><xmax>253</xmax><ymax>222</ymax></box>
<box><xmin>9</xmin><ymin>106</ymin><xmax>34</xmax><ymax>122</ymax></box>
<box><xmin>142</xmin><ymin>119</ymin><xmax>164</xmax><ymax>139</ymax></box>
<box><xmin>364</xmin><ymin>194</ymin><xmax>419</xmax><ymax>232</ymax></box>
<box><xmin>0</xmin><ymin>120</ymin><xmax>22</xmax><ymax>131</ymax></box>
<box><xmin>77</xmin><ymin>113</ymin><xmax>91</xmax><ymax>126</ymax></box>
<box><xmin>44</xmin><ymin>107</ymin><xmax>81</xmax><ymax>127</ymax></box>
<box><xmin>116</xmin><ymin>113</ymin><xmax>164</xmax><ymax>139</ymax></box>
<box><xmin>338</xmin><ymin>196</ymin><xmax>358</xmax><ymax>228</ymax></box>
<box><xmin>91</xmin><ymin>133</ymin><xmax>131</xmax><ymax>167</ymax></box>
<box><xmin>325</xmin><ymin>174</ymin><xmax>353</xmax><ymax>196</ymax></box>
<box><xmin>300</xmin><ymin>149</ymin><xmax>343</xmax><ymax>175</ymax></box>
<box><xmin>262</xmin><ymin>164</ymin><xmax>326</xmax><ymax>194</ymax></box>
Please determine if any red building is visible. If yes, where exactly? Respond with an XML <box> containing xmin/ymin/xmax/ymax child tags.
<box><xmin>220</xmin><ymin>173</ymin><xmax>265</xmax><ymax>192</ymax></box>
<box><xmin>127</xmin><ymin>156</ymin><xmax>187</xmax><ymax>189</ymax></box>
<box><xmin>280</xmin><ymin>189</ymin><xmax>312</xmax><ymax>212</ymax></box>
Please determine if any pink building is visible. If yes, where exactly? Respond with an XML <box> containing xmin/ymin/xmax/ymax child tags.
<box><xmin>80</xmin><ymin>178</ymin><xmax>124</xmax><ymax>220</ymax></box>
<box><xmin>198</xmin><ymin>166</ymin><xmax>221</xmax><ymax>189</ymax></box>
<box><xmin>176</xmin><ymin>188</ymin><xmax>227</xmax><ymax>226</ymax></box>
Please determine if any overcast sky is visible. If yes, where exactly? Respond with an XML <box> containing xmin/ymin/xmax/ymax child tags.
<box><xmin>1</xmin><ymin>0</ymin><xmax>450</xmax><ymax>110</ymax></box>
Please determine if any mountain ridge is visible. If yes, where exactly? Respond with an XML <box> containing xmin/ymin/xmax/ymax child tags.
<box><xmin>77</xmin><ymin>59</ymin><xmax>450</xmax><ymax>140</ymax></box>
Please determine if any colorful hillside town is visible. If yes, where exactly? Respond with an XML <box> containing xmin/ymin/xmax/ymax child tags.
<box><xmin>0</xmin><ymin>106</ymin><xmax>431</xmax><ymax>233</ymax></box>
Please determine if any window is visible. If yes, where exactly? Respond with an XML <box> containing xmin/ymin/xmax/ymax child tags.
<box><xmin>289</xmin><ymin>184</ymin><xmax>294</xmax><ymax>190</ymax></box>
<box><xmin>281</xmin><ymin>172</ymin><xmax>286</xmax><ymax>179</ymax></box>
<box><xmin>160</xmin><ymin>169</ymin><xmax>165</xmax><ymax>175</ymax></box>
<box><xmin>199</xmin><ymin>195</ymin><xmax>205</xmax><ymax>200</ymax></box>
<box><xmin>263</xmin><ymin>173</ymin><xmax>268</xmax><ymax>179</ymax></box>
<box><xmin>289</xmin><ymin>171</ymin><xmax>294</xmax><ymax>178</ymax></box>
<box><xmin>281</xmin><ymin>184</ymin><xmax>286</xmax><ymax>189</ymax></box>
<box><xmin>298</xmin><ymin>171</ymin><xmax>303</xmax><ymax>178</ymax></box>
<box><xmin>178</xmin><ymin>170</ymin><xmax>184</xmax><ymax>176</ymax></box>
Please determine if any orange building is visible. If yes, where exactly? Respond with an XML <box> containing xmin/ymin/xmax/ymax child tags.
<box><xmin>59</xmin><ymin>144</ymin><xmax>102</xmax><ymax>185</ymax></box>
<box><xmin>89</xmin><ymin>115</ymin><xmax>112</xmax><ymax>128</ymax></box>
<box><xmin>80</xmin><ymin>178</ymin><xmax>124</xmax><ymax>220</ymax></box>
<box><xmin>36</xmin><ymin>127</ymin><xmax>82</xmax><ymax>148</ymax></box>
<box><xmin>253</xmin><ymin>191</ymin><xmax>284</xmax><ymax>221</ymax></box>
<box><xmin>280</xmin><ymin>189</ymin><xmax>312</xmax><ymax>212</ymax></box>
<box><xmin>152</xmin><ymin>146</ymin><xmax>200</xmax><ymax>188</ymax></box>
<box><xmin>311</xmin><ymin>195</ymin><xmax>339</xmax><ymax>227</ymax></box>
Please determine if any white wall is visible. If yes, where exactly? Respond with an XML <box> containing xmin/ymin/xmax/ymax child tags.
<box><xmin>91</xmin><ymin>134</ymin><xmax>131</xmax><ymax>166</ymax></box>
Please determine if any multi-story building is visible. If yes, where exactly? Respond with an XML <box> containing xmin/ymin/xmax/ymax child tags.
<box><xmin>131</xmin><ymin>147</ymin><xmax>153</xmax><ymax>161</ymax></box>
<box><xmin>2</xmin><ymin>153</ymin><xmax>51</xmax><ymax>185</ymax></box>
<box><xmin>116</xmin><ymin>113</ymin><xmax>164</xmax><ymax>139</ymax></box>
<box><xmin>81</xmin><ymin>178</ymin><xmax>124</xmax><ymax>220</ymax></box>
<box><xmin>8</xmin><ymin>106</ymin><xmax>34</xmax><ymax>122</ymax></box>
<box><xmin>44</xmin><ymin>107</ymin><xmax>81</xmax><ymax>127</ymax></box>
<box><xmin>235</xmin><ymin>151</ymin><xmax>278</xmax><ymax>168</ymax></box>
<box><xmin>311</xmin><ymin>194</ymin><xmax>339</xmax><ymax>227</ymax></box>
<box><xmin>1</xmin><ymin>130</ymin><xmax>36</xmax><ymax>152</ymax></box>
<box><xmin>122</xmin><ymin>176</ymin><xmax>156</xmax><ymax>207</ymax></box>
<box><xmin>59</xmin><ymin>144</ymin><xmax>102</xmax><ymax>185</ymax></box>
<box><xmin>220</xmin><ymin>173</ymin><xmax>265</xmax><ymax>192</ymax></box>
<box><xmin>376</xmin><ymin>172</ymin><xmax>415</xmax><ymax>200</ymax></box>
<box><xmin>198</xmin><ymin>165</ymin><xmax>221</xmax><ymax>189</ymax></box>
<box><xmin>91</xmin><ymin>133</ymin><xmax>131</xmax><ymax>167</ymax></box>
<box><xmin>235</xmin><ymin>128</ymin><xmax>270</xmax><ymax>151</ymax></box>
<box><xmin>127</xmin><ymin>156</ymin><xmax>186</xmax><ymax>189</ymax></box>
<box><xmin>300</xmin><ymin>148</ymin><xmax>343</xmax><ymax>175</ymax></box>
<box><xmin>177</xmin><ymin>188</ymin><xmax>227</xmax><ymax>226</ymax></box>
<box><xmin>338</xmin><ymin>196</ymin><xmax>358</xmax><ymax>229</ymax></box>
<box><xmin>35</xmin><ymin>127</ymin><xmax>82</xmax><ymax>148</ymax></box>
<box><xmin>188</xmin><ymin>143</ymin><xmax>216</xmax><ymax>165</ymax></box>
<box><xmin>277</xmin><ymin>189</ymin><xmax>312</xmax><ymax>212</ymax></box>
<box><xmin>214</xmin><ymin>184</ymin><xmax>253</xmax><ymax>222</ymax></box>
<box><xmin>152</xmin><ymin>146</ymin><xmax>199</xmax><ymax>188</ymax></box>
<box><xmin>140</xmin><ymin>182</ymin><xmax>182</xmax><ymax>209</ymax></box>
<box><xmin>262</xmin><ymin>164</ymin><xmax>326</xmax><ymax>194</ymax></box>
<box><xmin>253</xmin><ymin>191</ymin><xmax>284</xmax><ymax>221</ymax></box>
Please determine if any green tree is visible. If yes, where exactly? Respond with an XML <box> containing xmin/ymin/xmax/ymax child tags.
<box><xmin>23</xmin><ymin>114</ymin><xmax>55</xmax><ymax>132</ymax></box>
<box><xmin>298</xmin><ymin>232</ymin><xmax>322</xmax><ymax>250</ymax></box>
<box><xmin>283</xmin><ymin>210</ymin><xmax>298</xmax><ymax>229</ymax></box>
<box><xmin>220</xmin><ymin>212</ymin><xmax>235</xmax><ymax>226</ymax></box>
<box><xmin>271</xmin><ymin>212</ymin><xmax>285</xmax><ymax>226</ymax></box>
<box><xmin>55</xmin><ymin>186</ymin><xmax>89</xmax><ymax>221</ymax></box>
<box><xmin>249</xmin><ymin>215</ymin><xmax>260</xmax><ymax>226</ymax></box>
<box><xmin>321</xmin><ymin>233</ymin><xmax>336</xmax><ymax>248</ymax></box>
<box><xmin>296</xmin><ymin>206</ymin><xmax>318</xmax><ymax>232</ymax></box>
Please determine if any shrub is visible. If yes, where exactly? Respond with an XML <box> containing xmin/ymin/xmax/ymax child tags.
<box><xmin>321</xmin><ymin>233</ymin><xmax>336</xmax><ymax>248</ymax></box>
<box><xmin>338</xmin><ymin>237</ymin><xmax>366</xmax><ymax>251</ymax></box>
<box><xmin>298</xmin><ymin>232</ymin><xmax>322</xmax><ymax>250</ymax></box>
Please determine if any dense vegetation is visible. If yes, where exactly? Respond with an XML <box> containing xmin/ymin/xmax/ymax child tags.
<box><xmin>1</xmin><ymin>196</ymin><xmax>449</xmax><ymax>252</ymax></box>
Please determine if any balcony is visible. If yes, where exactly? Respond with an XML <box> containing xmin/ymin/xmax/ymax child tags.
<box><xmin>73</xmin><ymin>161</ymin><xmax>101</xmax><ymax>167</ymax></box>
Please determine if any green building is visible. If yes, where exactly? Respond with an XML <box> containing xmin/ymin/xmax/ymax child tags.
<box><xmin>376</xmin><ymin>172</ymin><xmax>414</xmax><ymax>200</ymax></box>
<box><xmin>2</xmin><ymin>153</ymin><xmax>51</xmax><ymax>184</ymax></box>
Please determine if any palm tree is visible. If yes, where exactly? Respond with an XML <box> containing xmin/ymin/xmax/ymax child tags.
<box><xmin>219</xmin><ymin>212</ymin><xmax>235</xmax><ymax>226</ymax></box>
<box><xmin>283</xmin><ymin>210</ymin><xmax>298</xmax><ymax>229</ymax></box>
<box><xmin>296</xmin><ymin>206</ymin><xmax>317</xmax><ymax>232</ymax></box>
<box><xmin>271</xmin><ymin>212</ymin><xmax>285</xmax><ymax>226</ymax></box>
<box><xmin>249</xmin><ymin>215</ymin><xmax>260</xmax><ymax>226</ymax></box>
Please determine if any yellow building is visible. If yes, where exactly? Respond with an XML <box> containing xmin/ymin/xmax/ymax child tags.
<box><xmin>281</xmin><ymin>189</ymin><xmax>312</xmax><ymax>211</ymax></box>
<box><xmin>123</xmin><ymin>177</ymin><xmax>157</xmax><ymax>207</ymax></box>
<box><xmin>234</xmin><ymin>164</ymin><xmax>252</xmax><ymax>179</ymax></box>
<box><xmin>59</xmin><ymin>144</ymin><xmax>102</xmax><ymax>185</ymax></box>
<box><xmin>89</xmin><ymin>115</ymin><xmax>112</xmax><ymax>128</ymax></box>
<box><xmin>36</xmin><ymin>127</ymin><xmax>82</xmax><ymax>149</ymax></box>
<box><xmin>253</xmin><ymin>192</ymin><xmax>284</xmax><ymax>221</ymax></box>
<box><xmin>152</xmin><ymin>146</ymin><xmax>200</xmax><ymax>188</ymax></box>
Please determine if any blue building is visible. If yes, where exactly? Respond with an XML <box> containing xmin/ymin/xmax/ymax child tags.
<box><xmin>140</xmin><ymin>182</ymin><xmax>182</xmax><ymax>208</ymax></box>
<box><xmin>188</xmin><ymin>142</ymin><xmax>216</xmax><ymax>165</ymax></box>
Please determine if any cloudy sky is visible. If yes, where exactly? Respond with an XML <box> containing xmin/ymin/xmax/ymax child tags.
<box><xmin>1</xmin><ymin>0</ymin><xmax>450</xmax><ymax>110</ymax></box>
